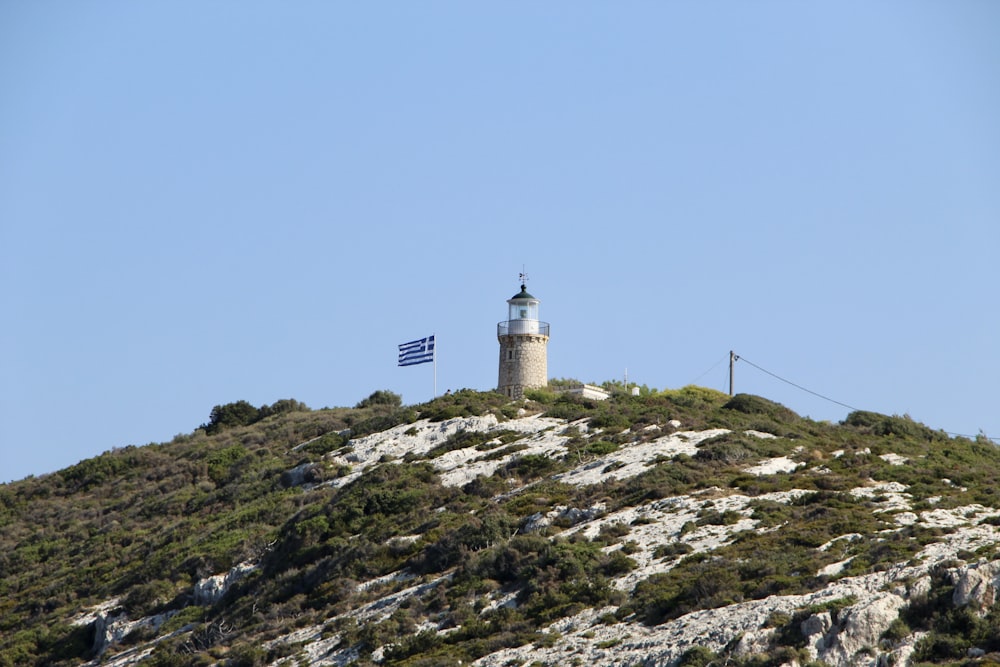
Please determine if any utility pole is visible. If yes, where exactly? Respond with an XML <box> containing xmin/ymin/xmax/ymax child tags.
<box><xmin>729</xmin><ymin>351</ymin><xmax>736</xmax><ymax>396</ymax></box>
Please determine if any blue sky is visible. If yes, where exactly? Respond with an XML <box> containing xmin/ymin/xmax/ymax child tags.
<box><xmin>2</xmin><ymin>2</ymin><xmax>998</xmax><ymax>483</ymax></box>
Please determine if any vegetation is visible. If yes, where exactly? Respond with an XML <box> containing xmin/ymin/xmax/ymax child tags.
<box><xmin>2</xmin><ymin>385</ymin><xmax>999</xmax><ymax>666</ymax></box>
<box><xmin>201</xmin><ymin>398</ymin><xmax>309</xmax><ymax>435</ymax></box>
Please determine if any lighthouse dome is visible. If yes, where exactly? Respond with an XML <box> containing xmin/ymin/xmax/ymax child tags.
<box><xmin>510</xmin><ymin>285</ymin><xmax>536</xmax><ymax>300</ymax></box>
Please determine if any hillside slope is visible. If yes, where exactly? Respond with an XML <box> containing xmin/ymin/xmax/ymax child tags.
<box><xmin>4</xmin><ymin>387</ymin><xmax>1000</xmax><ymax>667</ymax></box>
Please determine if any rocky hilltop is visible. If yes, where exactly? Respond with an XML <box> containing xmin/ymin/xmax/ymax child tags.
<box><xmin>4</xmin><ymin>387</ymin><xmax>1000</xmax><ymax>667</ymax></box>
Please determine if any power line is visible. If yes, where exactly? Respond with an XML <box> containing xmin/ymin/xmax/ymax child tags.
<box><xmin>731</xmin><ymin>352</ymin><xmax>1000</xmax><ymax>445</ymax></box>
<box><xmin>733</xmin><ymin>353</ymin><xmax>861</xmax><ymax>412</ymax></box>
<box><xmin>688</xmin><ymin>354</ymin><xmax>729</xmax><ymax>386</ymax></box>
<box><xmin>943</xmin><ymin>430</ymin><xmax>999</xmax><ymax>444</ymax></box>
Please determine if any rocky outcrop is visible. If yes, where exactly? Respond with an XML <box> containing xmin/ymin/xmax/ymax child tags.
<box><xmin>522</xmin><ymin>503</ymin><xmax>607</xmax><ymax>533</ymax></box>
<box><xmin>952</xmin><ymin>560</ymin><xmax>1000</xmax><ymax>611</ymax></box>
<box><xmin>807</xmin><ymin>594</ymin><xmax>906</xmax><ymax>667</ymax></box>
<box><xmin>91</xmin><ymin>608</ymin><xmax>177</xmax><ymax>658</ymax></box>
<box><xmin>280</xmin><ymin>462</ymin><xmax>322</xmax><ymax>487</ymax></box>
<box><xmin>193</xmin><ymin>560</ymin><xmax>257</xmax><ymax>606</ymax></box>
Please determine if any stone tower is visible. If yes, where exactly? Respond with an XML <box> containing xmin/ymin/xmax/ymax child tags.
<box><xmin>497</xmin><ymin>281</ymin><xmax>549</xmax><ymax>399</ymax></box>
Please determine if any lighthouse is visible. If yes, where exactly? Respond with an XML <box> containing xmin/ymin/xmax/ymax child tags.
<box><xmin>497</xmin><ymin>278</ymin><xmax>549</xmax><ymax>399</ymax></box>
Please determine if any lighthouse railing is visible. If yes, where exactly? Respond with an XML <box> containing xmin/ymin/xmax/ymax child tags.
<box><xmin>498</xmin><ymin>320</ymin><xmax>550</xmax><ymax>336</ymax></box>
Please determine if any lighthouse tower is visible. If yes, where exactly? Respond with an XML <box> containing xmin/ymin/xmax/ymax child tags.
<box><xmin>497</xmin><ymin>278</ymin><xmax>549</xmax><ymax>399</ymax></box>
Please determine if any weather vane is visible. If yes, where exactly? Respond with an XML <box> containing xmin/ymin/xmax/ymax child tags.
<box><xmin>519</xmin><ymin>265</ymin><xmax>528</xmax><ymax>288</ymax></box>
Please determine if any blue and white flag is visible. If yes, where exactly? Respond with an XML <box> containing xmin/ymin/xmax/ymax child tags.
<box><xmin>398</xmin><ymin>335</ymin><xmax>435</xmax><ymax>366</ymax></box>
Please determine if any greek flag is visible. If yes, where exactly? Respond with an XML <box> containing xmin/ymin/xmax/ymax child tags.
<box><xmin>398</xmin><ymin>335</ymin><xmax>435</xmax><ymax>366</ymax></box>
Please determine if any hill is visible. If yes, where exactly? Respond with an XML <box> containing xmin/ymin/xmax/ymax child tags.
<box><xmin>4</xmin><ymin>386</ymin><xmax>1000</xmax><ymax>667</ymax></box>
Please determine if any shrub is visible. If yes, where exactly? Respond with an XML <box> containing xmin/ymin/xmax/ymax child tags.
<box><xmin>581</xmin><ymin>441</ymin><xmax>619</xmax><ymax>456</ymax></box>
<box><xmin>677</xmin><ymin>645</ymin><xmax>718</xmax><ymax>667</ymax></box>
<box><xmin>524</xmin><ymin>388</ymin><xmax>560</xmax><ymax>404</ymax></box>
<box><xmin>594</xmin><ymin>522</ymin><xmax>631</xmax><ymax>545</ymax></box>
<box><xmin>60</xmin><ymin>453</ymin><xmax>127</xmax><ymax>491</ymax></box>
<box><xmin>695</xmin><ymin>438</ymin><xmax>755</xmax><ymax>464</ymax></box>
<box><xmin>657</xmin><ymin>386</ymin><xmax>729</xmax><ymax>410</ymax></box>
<box><xmin>298</xmin><ymin>432</ymin><xmax>347</xmax><ymax>456</ymax></box>
<box><xmin>122</xmin><ymin>578</ymin><xmax>175</xmax><ymax>616</ymax></box>
<box><xmin>723</xmin><ymin>394</ymin><xmax>798</xmax><ymax>421</ymax></box>
<box><xmin>600</xmin><ymin>550</ymin><xmax>638</xmax><ymax>576</ymax></box>
<box><xmin>696</xmin><ymin>509</ymin><xmax>742</xmax><ymax>526</ymax></box>
<box><xmin>419</xmin><ymin>389</ymin><xmax>510</xmax><ymax>422</ymax></box>
<box><xmin>843</xmin><ymin>411</ymin><xmax>944</xmax><ymax>442</ymax></box>
<box><xmin>258</xmin><ymin>398</ymin><xmax>309</xmax><ymax>418</ymax></box>
<box><xmin>589</xmin><ymin>413</ymin><xmax>632</xmax><ymax>430</ymax></box>
<box><xmin>205</xmin><ymin>445</ymin><xmax>250</xmax><ymax>485</ymax></box>
<box><xmin>355</xmin><ymin>390</ymin><xmax>402</xmax><ymax>410</ymax></box>
<box><xmin>628</xmin><ymin>557</ymin><xmax>743</xmax><ymax>624</ymax></box>
<box><xmin>409</xmin><ymin>510</ymin><xmax>519</xmax><ymax>574</ymax></box>
<box><xmin>882</xmin><ymin>617</ymin><xmax>911</xmax><ymax>643</ymax></box>
<box><xmin>653</xmin><ymin>542</ymin><xmax>693</xmax><ymax>559</ymax></box>
<box><xmin>202</xmin><ymin>401</ymin><xmax>261</xmax><ymax>435</ymax></box>
<box><xmin>506</xmin><ymin>454</ymin><xmax>560</xmax><ymax>481</ymax></box>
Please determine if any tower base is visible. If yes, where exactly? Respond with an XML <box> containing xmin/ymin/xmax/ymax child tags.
<box><xmin>497</xmin><ymin>334</ymin><xmax>548</xmax><ymax>399</ymax></box>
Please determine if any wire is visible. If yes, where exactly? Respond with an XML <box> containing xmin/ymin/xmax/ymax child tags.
<box><xmin>732</xmin><ymin>352</ymin><xmax>999</xmax><ymax>445</ymax></box>
<box><xmin>734</xmin><ymin>354</ymin><xmax>861</xmax><ymax>412</ymax></box>
<box><xmin>943</xmin><ymin>430</ymin><xmax>1000</xmax><ymax>444</ymax></box>
<box><xmin>689</xmin><ymin>354</ymin><xmax>729</xmax><ymax>386</ymax></box>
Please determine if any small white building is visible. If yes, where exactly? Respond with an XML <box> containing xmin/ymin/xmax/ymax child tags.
<box><xmin>564</xmin><ymin>384</ymin><xmax>610</xmax><ymax>401</ymax></box>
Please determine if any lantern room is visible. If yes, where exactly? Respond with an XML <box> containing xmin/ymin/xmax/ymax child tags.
<box><xmin>508</xmin><ymin>284</ymin><xmax>539</xmax><ymax>322</ymax></box>
<box><xmin>498</xmin><ymin>283</ymin><xmax>549</xmax><ymax>337</ymax></box>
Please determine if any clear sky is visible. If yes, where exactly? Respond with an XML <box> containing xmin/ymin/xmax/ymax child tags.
<box><xmin>2</xmin><ymin>2</ymin><xmax>998</xmax><ymax>483</ymax></box>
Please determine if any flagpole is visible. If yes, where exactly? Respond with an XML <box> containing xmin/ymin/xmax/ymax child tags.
<box><xmin>433</xmin><ymin>333</ymin><xmax>437</xmax><ymax>398</ymax></box>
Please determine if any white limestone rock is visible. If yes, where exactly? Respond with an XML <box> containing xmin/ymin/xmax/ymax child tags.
<box><xmin>193</xmin><ymin>560</ymin><xmax>257</xmax><ymax>606</ymax></box>
<box><xmin>91</xmin><ymin>608</ymin><xmax>177</xmax><ymax>658</ymax></box>
<box><xmin>281</xmin><ymin>461</ymin><xmax>322</xmax><ymax>487</ymax></box>
<box><xmin>952</xmin><ymin>560</ymin><xmax>1000</xmax><ymax>611</ymax></box>
<box><xmin>815</xmin><ymin>594</ymin><xmax>906</xmax><ymax>667</ymax></box>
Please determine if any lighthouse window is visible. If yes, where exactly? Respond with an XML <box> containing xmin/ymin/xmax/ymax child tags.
<box><xmin>507</xmin><ymin>350</ymin><xmax>514</xmax><ymax>361</ymax></box>
<box><xmin>519</xmin><ymin>309</ymin><xmax>527</xmax><ymax>318</ymax></box>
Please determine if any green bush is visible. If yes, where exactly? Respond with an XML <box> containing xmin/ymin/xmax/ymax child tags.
<box><xmin>409</xmin><ymin>510</ymin><xmax>519</xmax><ymax>574</ymax></box>
<box><xmin>581</xmin><ymin>440</ymin><xmax>619</xmax><ymax>456</ymax></box>
<box><xmin>60</xmin><ymin>453</ymin><xmax>127</xmax><ymax>491</ymax></box>
<box><xmin>696</xmin><ymin>509</ymin><xmax>742</xmax><ymax>526</ymax></box>
<box><xmin>227</xmin><ymin>641</ymin><xmax>268</xmax><ymax>666</ymax></box>
<box><xmin>723</xmin><ymin>394</ymin><xmax>798</xmax><ymax>421</ymax></box>
<box><xmin>594</xmin><ymin>522</ymin><xmax>631</xmax><ymax>544</ymax></box>
<box><xmin>657</xmin><ymin>386</ymin><xmax>729</xmax><ymax>410</ymax></box>
<box><xmin>506</xmin><ymin>454</ymin><xmax>561</xmax><ymax>481</ymax></box>
<box><xmin>843</xmin><ymin>411</ymin><xmax>944</xmax><ymax>442</ymax></box>
<box><xmin>653</xmin><ymin>542</ymin><xmax>693</xmax><ymax>559</ymax></box>
<box><xmin>202</xmin><ymin>401</ymin><xmax>261</xmax><ymax>435</ymax></box>
<box><xmin>677</xmin><ymin>645</ymin><xmax>718</xmax><ymax>667</ymax></box>
<box><xmin>122</xmin><ymin>578</ymin><xmax>175</xmax><ymax>616</ymax></box>
<box><xmin>298</xmin><ymin>432</ymin><xmax>347</xmax><ymax>456</ymax></box>
<box><xmin>695</xmin><ymin>438</ymin><xmax>755</xmax><ymax>464</ymax></box>
<box><xmin>628</xmin><ymin>557</ymin><xmax>743</xmax><ymax>624</ymax></box>
<box><xmin>882</xmin><ymin>617</ymin><xmax>910</xmax><ymax>643</ymax></box>
<box><xmin>418</xmin><ymin>389</ymin><xmax>510</xmax><ymax>422</ymax></box>
<box><xmin>355</xmin><ymin>390</ymin><xmax>403</xmax><ymax>410</ymax></box>
<box><xmin>258</xmin><ymin>398</ymin><xmax>309</xmax><ymax>418</ymax></box>
<box><xmin>205</xmin><ymin>445</ymin><xmax>250</xmax><ymax>485</ymax></box>
<box><xmin>600</xmin><ymin>550</ymin><xmax>638</xmax><ymax>576</ymax></box>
